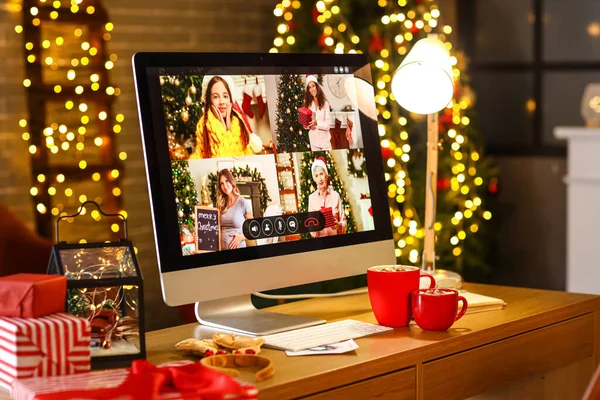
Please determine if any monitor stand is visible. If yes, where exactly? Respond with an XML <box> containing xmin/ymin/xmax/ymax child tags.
<box><xmin>195</xmin><ymin>294</ymin><xmax>326</xmax><ymax>336</ymax></box>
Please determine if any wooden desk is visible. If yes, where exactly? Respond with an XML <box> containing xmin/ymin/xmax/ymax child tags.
<box><xmin>1</xmin><ymin>283</ymin><xmax>598</xmax><ymax>399</ymax></box>
<box><xmin>148</xmin><ymin>283</ymin><xmax>600</xmax><ymax>400</ymax></box>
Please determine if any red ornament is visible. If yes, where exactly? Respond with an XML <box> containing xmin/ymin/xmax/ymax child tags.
<box><xmin>318</xmin><ymin>34</ymin><xmax>327</xmax><ymax>48</ymax></box>
<box><xmin>312</xmin><ymin>6</ymin><xmax>320</xmax><ymax>24</ymax></box>
<box><xmin>381</xmin><ymin>147</ymin><xmax>394</xmax><ymax>160</ymax></box>
<box><xmin>244</xmin><ymin>349</ymin><xmax>256</xmax><ymax>355</ymax></box>
<box><xmin>369</xmin><ymin>32</ymin><xmax>384</xmax><ymax>53</ymax></box>
<box><xmin>440</xmin><ymin>112</ymin><xmax>453</xmax><ymax>125</ymax></box>
<box><xmin>410</xmin><ymin>25</ymin><xmax>419</xmax><ymax>34</ymax></box>
<box><xmin>288</xmin><ymin>21</ymin><xmax>296</xmax><ymax>31</ymax></box>
<box><xmin>437</xmin><ymin>177</ymin><xmax>451</xmax><ymax>191</ymax></box>
<box><xmin>488</xmin><ymin>180</ymin><xmax>499</xmax><ymax>194</ymax></box>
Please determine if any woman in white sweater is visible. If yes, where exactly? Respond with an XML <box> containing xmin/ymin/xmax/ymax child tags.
<box><xmin>302</xmin><ymin>75</ymin><xmax>332</xmax><ymax>151</ymax></box>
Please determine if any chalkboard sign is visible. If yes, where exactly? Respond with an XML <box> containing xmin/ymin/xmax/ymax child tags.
<box><xmin>195</xmin><ymin>206</ymin><xmax>221</xmax><ymax>252</ymax></box>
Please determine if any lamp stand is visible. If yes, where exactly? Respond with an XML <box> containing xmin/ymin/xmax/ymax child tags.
<box><xmin>421</xmin><ymin>112</ymin><xmax>463</xmax><ymax>289</ymax></box>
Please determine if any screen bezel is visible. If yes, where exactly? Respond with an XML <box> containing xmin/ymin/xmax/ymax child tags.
<box><xmin>133</xmin><ymin>52</ymin><xmax>393</xmax><ymax>274</ymax></box>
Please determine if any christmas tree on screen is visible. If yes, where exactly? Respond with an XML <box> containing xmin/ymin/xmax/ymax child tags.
<box><xmin>161</xmin><ymin>75</ymin><xmax>204</xmax><ymax>159</ymax></box>
<box><xmin>275</xmin><ymin>74</ymin><xmax>311</xmax><ymax>153</ymax></box>
<box><xmin>271</xmin><ymin>0</ymin><xmax>499</xmax><ymax>280</ymax></box>
<box><xmin>298</xmin><ymin>151</ymin><xmax>355</xmax><ymax>236</ymax></box>
<box><xmin>172</xmin><ymin>161</ymin><xmax>199</xmax><ymax>234</ymax></box>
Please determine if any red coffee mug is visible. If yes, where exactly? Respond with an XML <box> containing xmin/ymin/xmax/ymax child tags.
<box><xmin>367</xmin><ymin>265</ymin><xmax>436</xmax><ymax>327</ymax></box>
<box><xmin>412</xmin><ymin>288</ymin><xmax>468</xmax><ymax>331</ymax></box>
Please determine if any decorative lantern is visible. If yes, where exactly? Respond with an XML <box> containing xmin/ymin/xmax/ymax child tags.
<box><xmin>47</xmin><ymin>201</ymin><xmax>146</xmax><ymax>369</ymax></box>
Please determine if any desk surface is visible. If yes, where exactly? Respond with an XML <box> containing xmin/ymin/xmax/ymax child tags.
<box><xmin>147</xmin><ymin>283</ymin><xmax>600</xmax><ymax>399</ymax></box>
<box><xmin>2</xmin><ymin>283</ymin><xmax>598</xmax><ymax>400</ymax></box>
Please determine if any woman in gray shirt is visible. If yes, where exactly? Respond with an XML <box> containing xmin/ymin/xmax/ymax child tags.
<box><xmin>216</xmin><ymin>168</ymin><xmax>253</xmax><ymax>250</ymax></box>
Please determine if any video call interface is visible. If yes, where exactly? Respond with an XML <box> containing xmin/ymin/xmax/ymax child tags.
<box><xmin>159</xmin><ymin>71</ymin><xmax>377</xmax><ymax>256</ymax></box>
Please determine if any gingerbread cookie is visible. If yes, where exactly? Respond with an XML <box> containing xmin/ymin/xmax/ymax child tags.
<box><xmin>212</xmin><ymin>332</ymin><xmax>265</xmax><ymax>352</ymax></box>
<box><xmin>175</xmin><ymin>338</ymin><xmax>219</xmax><ymax>356</ymax></box>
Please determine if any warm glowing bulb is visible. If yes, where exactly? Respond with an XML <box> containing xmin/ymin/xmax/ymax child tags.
<box><xmin>98</xmin><ymin>111</ymin><xmax>107</xmax><ymax>120</ymax></box>
<box><xmin>67</xmin><ymin>70</ymin><xmax>76</xmax><ymax>80</ymax></box>
<box><xmin>28</xmin><ymin>145</ymin><xmax>37</xmax><ymax>154</ymax></box>
<box><xmin>110</xmin><ymin>169</ymin><xmax>120</xmax><ymax>179</ymax></box>
<box><xmin>79</xmin><ymin>160</ymin><xmax>87</xmax><ymax>169</ymax></box>
<box><xmin>105</xmin><ymin>22</ymin><xmax>114</xmax><ymax>31</ymax></box>
<box><xmin>119</xmin><ymin>152</ymin><xmax>127</xmax><ymax>160</ymax></box>
<box><xmin>36</xmin><ymin>203</ymin><xmax>46</xmax><ymax>214</ymax></box>
<box><xmin>56</xmin><ymin>174</ymin><xmax>65</xmax><ymax>183</ymax></box>
<box><xmin>116</xmin><ymin>114</ymin><xmax>125</xmax><ymax>122</ymax></box>
<box><xmin>37</xmin><ymin>174</ymin><xmax>45</xmax><ymax>183</ymax></box>
<box><xmin>105</xmin><ymin>61</ymin><xmax>114</xmax><ymax>70</ymax></box>
<box><xmin>112</xmin><ymin>188</ymin><xmax>121</xmax><ymax>196</ymax></box>
<box><xmin>81</xmin><ymin>41</ymin><xmax>90</xmax><ymax>51</ymax></box>
<box><xmin>94</xmin><ymin>137</ymin><xmax>103</xmax><ymax>146</ymax></box>
<box><xmin>79</xmin><ymin>103</ymin><xmax>88</xmax><ymax>112</ymax></box>
<box><xmin>23</xmin><ymin>79</ymin><xmax>31</xmax><ymax>88</ymax></box>
<box><xmin>92</xmin><ymin>172</ymin><xmax>101</xmax><ymax>181</ymax></box>
<box><xmin>30</xmin><ymin>187</ymin><xmax>38</xmax><ymax>196</ymax></box>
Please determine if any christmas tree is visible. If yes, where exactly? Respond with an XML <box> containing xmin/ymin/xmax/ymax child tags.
<box><xmin>275</xmin><ymin>74</ymin><xmax>311</xmax><ymax>153</ymax></box>
<box><xmin>271</xmin><ymin>0</ymin><xmax>499</xmax><ymax>280</ymax></box>
<box><xmin>172</xmin><ymin>161</ymin><xmax>199</xmax><ymax>234</ymax></box>
<box><xmin>298</xmin><ymin>151</ymin><xmax>355</xmax><ymax>236</ymax></box>
<box><xmin>160</xmin><ymin>75</ymin><xmax>204</xmax><ymax>159</ymax></box>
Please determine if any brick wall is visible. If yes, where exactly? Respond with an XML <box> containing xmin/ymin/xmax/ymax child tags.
<box><xmin>0</xmin><ymin>0</ymin><xmax>276</xmax><ymax>330</ymax></box>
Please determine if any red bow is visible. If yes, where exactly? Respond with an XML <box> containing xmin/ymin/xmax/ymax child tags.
<box><xmin>34</xmin><ymin>360</ymin><xmax>256</xmax><ymax>400</ymax></box>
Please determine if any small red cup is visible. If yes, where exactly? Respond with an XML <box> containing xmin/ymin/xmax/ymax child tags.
<box><xmin>367</xmin><ymin>265</ymin><xmax>436</xmax><ymax>327</ymax></box>
<box><xmin>412</xmin><ymin>288</ymin><xmax>468</xmax><ymax>331</ymax></box>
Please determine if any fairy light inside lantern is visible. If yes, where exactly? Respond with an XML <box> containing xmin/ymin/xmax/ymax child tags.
<box><xmin>47</xmin><ymin>201</ymin><xmax>145</xmax><ymax>370</ymax></box>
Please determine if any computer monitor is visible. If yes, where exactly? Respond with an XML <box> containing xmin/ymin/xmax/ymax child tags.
<box><xmin>133</xmin><ymin>53</ymin><xmax>395</xmax><ymax>335</ymax></box>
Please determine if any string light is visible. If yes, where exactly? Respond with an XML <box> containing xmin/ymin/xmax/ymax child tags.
<box><xmin>15</xmin><ymin>12</ymin><xmax>127</xmax><ymax>229</ymax></box>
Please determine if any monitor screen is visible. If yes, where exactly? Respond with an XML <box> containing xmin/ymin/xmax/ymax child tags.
<box><xmin>133</xmin><ymin>53</ymin><xmax>393</xmax><ymax>305</ymax></box>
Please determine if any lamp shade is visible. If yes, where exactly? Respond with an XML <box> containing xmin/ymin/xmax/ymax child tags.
<box><xmin>391</xmin><ymin>37</ymin><xmax>454</xmax><ymax>114</ymax></box>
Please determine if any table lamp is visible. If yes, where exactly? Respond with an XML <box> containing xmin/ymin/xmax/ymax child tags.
<box><xmin>391</xmin><ymin>35</ymin><xmax>463</xmax><ymax>289</ymax></box>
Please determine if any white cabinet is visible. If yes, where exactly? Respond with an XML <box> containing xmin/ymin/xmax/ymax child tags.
<box><xmin>554</xmin><ymin>127</ymin><xmax>600</xmax><ymax>294</ymax></box>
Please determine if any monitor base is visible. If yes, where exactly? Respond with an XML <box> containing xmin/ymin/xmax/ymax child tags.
<box><xmin>195</xmin><ymin>294</ymin><xmax>326</xmax><ymax>336</ymax></box>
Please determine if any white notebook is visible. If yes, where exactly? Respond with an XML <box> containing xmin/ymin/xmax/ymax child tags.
<box><xmin>461</xmin><ymin>291</ymin><xmax>507</xmax><ymax>314</ymax></box>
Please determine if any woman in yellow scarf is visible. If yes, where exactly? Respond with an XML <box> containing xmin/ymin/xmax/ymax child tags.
<box><xmin>191</xmin><ymin>76</ymin><xmax>254</xmax><ymax>159</ymax></box>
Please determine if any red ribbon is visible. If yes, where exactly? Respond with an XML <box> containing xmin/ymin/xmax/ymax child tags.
<box><xmin>34</xmin><ymin>360</ymin><xmax>256</xmax><ymax>400</ymax></box>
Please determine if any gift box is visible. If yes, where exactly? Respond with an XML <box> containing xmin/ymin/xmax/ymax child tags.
<box><xmin>0</xmin><ymin>274</ymin><xmax>66</xmax><ymax>318</ymax></box>
<box><xmin>11</xmin><ymin>360</ymin><xmax>258</xmax><ymax>400</ymax></box>
<box><xmin>298</xmin><ymin>107</ymin><xmax>313</xmax><ymax>126</ymax></box>
<box><xmin>0</xmin><ymin>313</ymin><xmax>91</xmax><ymax>390</ymax></box>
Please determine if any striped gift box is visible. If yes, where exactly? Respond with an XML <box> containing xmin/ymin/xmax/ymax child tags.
<box><xmin>11</xmin><ymin>361</ymin><xmax>258</xmax><ymax>400</ymax></box>
<box><xmin>0</xmin><ymin>313</ymin><xmax>91</xmax><ymax>390</ymax></box>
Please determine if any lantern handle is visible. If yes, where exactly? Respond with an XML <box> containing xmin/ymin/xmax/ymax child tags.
<box><xmin>55</xmin><ymin>200</ymin><xmax>128</xmax><ymax>243</ymax></box>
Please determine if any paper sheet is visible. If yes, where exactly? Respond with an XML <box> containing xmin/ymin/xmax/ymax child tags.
<box><xmin>285</xmin><ymin>339</ymin><xmax>359</xmax><ymax>356</ymax></box>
